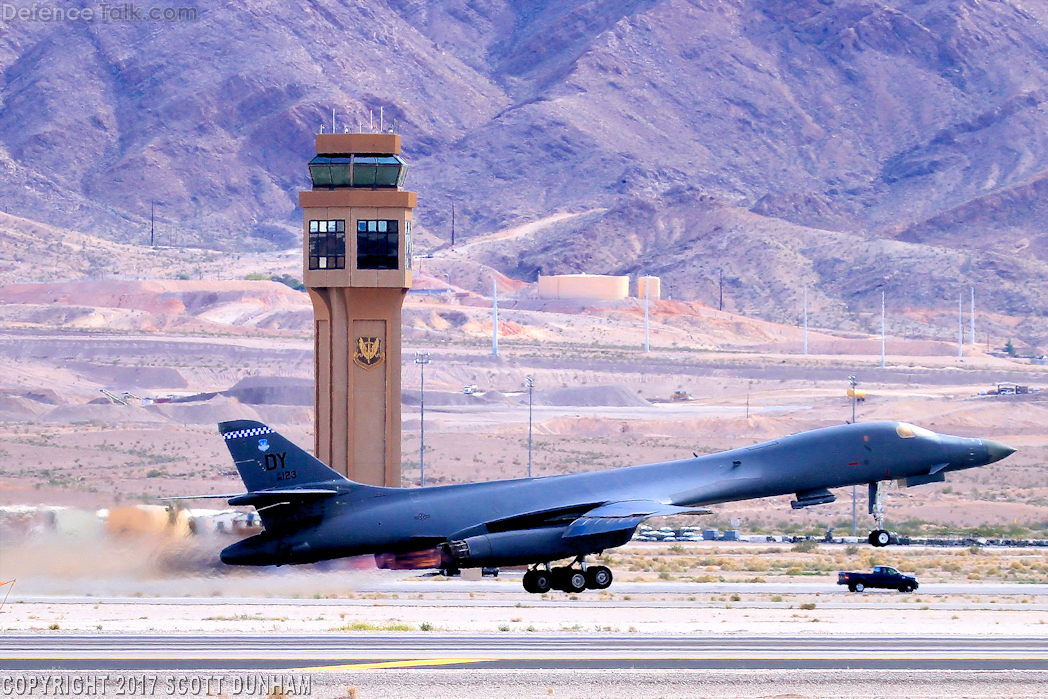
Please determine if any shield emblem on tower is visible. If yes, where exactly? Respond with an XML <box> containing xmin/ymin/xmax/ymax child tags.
<box><xmin>354</xmin><ymin>336</ymin><xmax>384</xmax><ymax>370</ymax></box>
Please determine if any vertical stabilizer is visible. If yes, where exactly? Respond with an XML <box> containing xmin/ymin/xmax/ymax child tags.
<box><xmin>219</xmin><ymin>420</ymin><xmax>347</xmax><ymax>492</ymax></box>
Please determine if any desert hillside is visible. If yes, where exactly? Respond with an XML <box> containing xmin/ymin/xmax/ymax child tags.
<box><xmin>1</xmin><ymin>1</ymin><xmax>1048</xmax><ymax>341</ymax></box>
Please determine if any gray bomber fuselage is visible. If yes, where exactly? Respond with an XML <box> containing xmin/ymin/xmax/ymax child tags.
<box><xmin>223</xmin><ymin>421</ymin><xmax>1011</xmax><ymax>566</ymax></box>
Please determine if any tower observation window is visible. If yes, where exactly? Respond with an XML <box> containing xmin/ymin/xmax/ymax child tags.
<box><xmin>308</xmin><ymin>220</ymin><xmax>345</xmax><ymax>270</ymax></box>
<box><xmin>357</xmin><ymin>220</ymin><xmax>399</xmax><ymax>270</ymax></box>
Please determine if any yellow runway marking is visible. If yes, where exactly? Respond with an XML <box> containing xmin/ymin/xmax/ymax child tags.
<box><xmin>298</xmin><ymin>658</ymin><xmax>493</xmax><ymax>671</ymax></box>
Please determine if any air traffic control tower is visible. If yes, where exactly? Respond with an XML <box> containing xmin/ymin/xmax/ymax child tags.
<box><xmin>300</xmin><ymin>133</ymin><xmax>415</xmax><ymax>486</ymax></box>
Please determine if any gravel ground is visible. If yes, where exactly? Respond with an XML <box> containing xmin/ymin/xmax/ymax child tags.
<box><xmin>311</xmin><ymin>669</ymin><xmax>1048</xmax><ymax>698</ymax></box>
<box><xmin>6</xmin><ymin>594</ymin><xmax>1048</xmax><ymax>635</ymax></box>
<box><xmin>7</xmin><ymin>669</ymin><xmax>1044</xmax><ymax>699</ymax></box>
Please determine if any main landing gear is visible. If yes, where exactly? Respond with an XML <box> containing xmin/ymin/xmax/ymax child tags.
<box><xmin>867</xmin><ymin>481</ymin><xmax>891</xmax><ymax>547</ymax></box>
<box><xmin>522</xmin><ymin>557</ymin><xmax>613</xmax><ymax>594</ymax></box>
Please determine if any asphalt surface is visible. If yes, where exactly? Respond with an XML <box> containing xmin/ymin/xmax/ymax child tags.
<box><xmin>13</xmin><ymin>579</ymin><xmax>1048</xmax><ymax>604</ymax></box>
<box><xmin>3</xmin><ymin>634</ymin><xmax>1047</xmax><ymax>671</ymax></box>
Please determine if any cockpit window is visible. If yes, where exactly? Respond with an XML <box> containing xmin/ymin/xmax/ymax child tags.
<box><xmin>897</xmin><ymin>423</ymin><xmax>935</xmax><ymax>439</ymax></box>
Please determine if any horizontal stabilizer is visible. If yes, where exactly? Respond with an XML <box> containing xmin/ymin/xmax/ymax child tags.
<box><xmin>160</xmin><ymin>493</ymin><xmax>248</xmax><ymax>501</ymax></box>
<box><xmin>563</xmin><ymin>500</ymin><xmax>711</xmax><ymax>539</ymax></box>
<box><xmin>160</xmin><ymin>488</ymin><xmax>339</xmax><ymax>505</ymax></box>
<box><xmin>228</xmin><ymin>488</ymin><xmax>340</xmax><ymax>506</ymax></box>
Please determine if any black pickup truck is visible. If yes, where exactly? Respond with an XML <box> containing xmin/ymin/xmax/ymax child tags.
<box><xmin>837</xmin><ymin>566</ymin><xmax>919</xmax><ymax>593</ymax></box>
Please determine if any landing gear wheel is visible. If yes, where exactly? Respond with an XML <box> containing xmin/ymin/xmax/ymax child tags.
<box><xmin>552</xmin><ymin>567</ymin><xmax>586</xmax><ymax>593</ymax></box>
<box><xmin>525</xmin><ymin>569</ymin><xmax>552</xmax><ymax>594</ymax></box>
<box><xmin>854</xmin><ymin>582</ymin><xmax>865</xmax><ymax>593</ymax></box>
<box><xmin>586</xmin><ymin>566</ymin><xmax>613</xmax><ymax>590</ymax></box>
<box><xmin>523</xmin><ymin>570</ymin><xmax>538</xmax><ymax>593</ymax></box>
<box><xmin>869</xmin><ymin>529</ymin><xmax>891</xmax><ymax>547</ymax></box>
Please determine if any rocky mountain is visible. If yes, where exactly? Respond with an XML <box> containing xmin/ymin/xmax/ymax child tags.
<box><xmin>2</xmin><ymin>0</ymin><xmax>1048</xmax><ymax>344</ymax></box>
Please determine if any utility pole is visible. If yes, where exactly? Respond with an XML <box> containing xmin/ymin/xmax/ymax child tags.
<box><xmin>970</xmin><ymin>287</ymin><xmax>975</xmax><ymax>346</ymax></box>
<box><xmin>958</xmin><ymin>293</ymin><xmax>963</xmax><ymax>358</ymax></box>
<box><xmin>414</xmin><ymin>351</ymin><xmax>431</xmax><ymax>487</ymax></box>
<box><xmin>803</xmin><ymin>285</ymin><xmax>808</xmax><ymax>356</ymax></box>
<box><xmin>880</xmin><ymin>289</ymin><xmax>886</xmax><ymax>369</ymax></box>
<box><xmin>451</xmin><ymin>201</ymin><xmax>456</xmax><ymax>248</ymax></box>
<box><xmin>526</xmin><ymin>375</ymin><xmax>534</xmax><ymax>478</ymax></box>
<box><xmin>849</xmin><ymin>374</ymin><xmax>858</xmax><ymax>424</ymax></box>
<box><xmin>852</xmin><ymin>486</ymin><xmax>857</xmax><ymax>537</ymax></box>
<box><xmin>150</xmin><ymin>202</ymin><xmax>155</xmax><ymax>247</ymax></box>
<box><xmin>718</xmin><ymin>269</ymin><xmax>723</xmax><ymax>311</ymax></box>
<box><xmin>849</xmin><ymin>370</ymin><xmax>859</xmax><ymax>536</ymax></box>
<box><xmin>492</xmin><ymin>277</ymin><xmax>499</xmax><ymax>357</ymax></box>
<box><xmin>644</xmin><ymin>278</ymin><xmax>650</xmax><ymax>353</ymax></box>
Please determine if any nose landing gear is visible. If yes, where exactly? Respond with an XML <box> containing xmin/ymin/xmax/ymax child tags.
<box><xmin>868</xmin><ymin>529</ymin><xmax>891</xmax><ymax>547</ymax></box>
<box><xmin>868</xmin><ymin>481</ymin><xmax>891</xmax><ymax>547</ymax></box>
<box><xmin>522</xmin><ymin>558</ymin><xmax>614</xmax><ymax>593</ymax></box>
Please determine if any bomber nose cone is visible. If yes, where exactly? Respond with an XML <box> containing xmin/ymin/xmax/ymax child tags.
<box><xmin>985</xmin><ymin>440</ymin><xmax>1017</xmax><ymax>464</ymax></box>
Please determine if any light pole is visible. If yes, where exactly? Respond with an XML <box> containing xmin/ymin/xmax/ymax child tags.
<box><xmin>492</xmin><ymin>277</ymin><xmax>499</xmax><ymax>357</ymax></box>
<box><xmin>848</xmin><ymin>374</ymin><xmax>859</xmax><ymax>424</ymax></box>
<box><xmin>881</xmin><ymin>289</ymin><xmax>885</xmax><ymax>369</ymax></box>
<box><xmin>803</xmin><ymin>285</ymin><xmax>808</xmax><ymax>356</ymax></box>
<box><xmin>644</xmin><ymin>278</ymin><xmax>650</xmax><ymax>353</ymax></box>
<box><xmin>525</xmin><ymin>375</ymin><xmax>535</xmax><ymax>478</ymax></box>
<box><xmin>970</xmin><ymin>287</ymin><xmax>975</xmax><ymax>346</ymax></box>
<box><xmin>847</xmin><ymin>372</ymin><xmax>860</xmax><ymax>536</ymax></box>
<box><xmin>414</xmin><ymin>351</ymin><xmax>431</xmax><ymax>487</ymax></box>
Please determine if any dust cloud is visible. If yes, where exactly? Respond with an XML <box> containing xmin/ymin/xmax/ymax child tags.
<box><xmin>0</xmin><ymin>527</ymin><xmax>386</xmax><ymax>598</ymax></box>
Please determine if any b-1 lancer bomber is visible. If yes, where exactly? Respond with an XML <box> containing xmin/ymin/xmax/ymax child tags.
<box><xmin>177</xmin><ymin>420</ymin><xmax>1014</xmax><ymax>593</ymax></box>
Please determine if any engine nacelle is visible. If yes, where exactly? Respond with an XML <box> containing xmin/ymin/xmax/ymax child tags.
<box><xmin>445</xmin><ymin>526</ymin><xmax>634</xmax><ymax>568</ymax></box>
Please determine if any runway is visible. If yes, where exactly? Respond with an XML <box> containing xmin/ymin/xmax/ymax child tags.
<box><xmin>4</xmin><ymin>634</ymin><xmax>1048</xmax><ymax>671</ymax></box>
<box><xmin>14</xmin><ymin>579</ymin><xmax>1048</xmax><ymax>604</ymax></box>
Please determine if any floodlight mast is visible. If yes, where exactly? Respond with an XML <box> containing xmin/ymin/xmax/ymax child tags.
<box><xmin>644</xmin><ymin>280</ymin><xmax>650</xmax><ymax>353</ymax></box>
<box><xmin>849</xmin><ymin>373</ymin><xmax>860</xmax><ymax>537</ymax></box>
<box><xmin>852</xmin><ymin>484</ymin><xmax>857</xmax><ymax>537</ymax></box>
<box><xmin>849</xmin><ymin>375</ymin><xmax>858</xmax><ymax>424</ymax></box>
<box><xmin>881</xmin><ymin>289</ymin><xmax>885</xmax><ymax>369</ymax></box>
<box><xmin>525</xmin><ymin>375</ymin><xmax>535</xmax><ymax>478</ymax></box>
<box><xmin>415</xmin><ymin>351</ymin><xmax>431</xmax><ymax>487</ymax></box>
<box><xmin>492</xmin><ymin>277</ymin><xmax>499</xmax><ymax>357</ymax></box>
<box><xmin>803</xmin><ymin>285</ymin><xmax>808</xmax><ymax>356</ymax></box>
<box><xmin>970</xmin><ymin>287</ymin><xmax>975</xmax><ymax>345</ymax></box>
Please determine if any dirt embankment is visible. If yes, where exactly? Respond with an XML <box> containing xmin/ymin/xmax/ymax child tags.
<box><xmin>0</xmin><ymin>279</ymin><xmax>311</xmax><ymax>334</ymax></box>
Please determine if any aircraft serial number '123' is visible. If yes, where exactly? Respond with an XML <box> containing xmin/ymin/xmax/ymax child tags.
<box><xmin>276</xmin><ymin>470</ymin><xmax>297</xmax><ymax>481</ymax></box>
